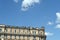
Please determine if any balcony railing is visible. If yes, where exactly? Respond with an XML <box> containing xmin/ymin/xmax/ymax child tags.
<box><xmin>0</xmin><ymin>32</ymin><xmax>45</xmax><ymax>37</ymax></box>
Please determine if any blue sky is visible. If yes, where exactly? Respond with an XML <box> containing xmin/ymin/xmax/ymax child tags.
<box><xmin>0</xmin><ymin>0</ymin><xmax>60</xmax><ymax>40</ymax></box>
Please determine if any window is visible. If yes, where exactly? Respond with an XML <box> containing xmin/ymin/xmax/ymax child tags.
<box><xmin>15</xmin><ymin>36</ymin><xmax>16</xmax><ymax>39</ymax></box>
<box><xmin>40</xmin><ymin>32</ymin><xmax>43</xmax><ymax>35</ymax></box>
<box><xmin>27</xmin><ymin>36</ymin><xmax>30</xmax><ymax>40</ymax></box>
<box><xmin>41</xmin><ymin>38</ymin><xmax>43</xmax><ymax>40</ymax></box>
<box><xmin>1</xmin><ymin>35</ymin><xmax>4</xmax><ymax>38</ymax></box>
<box><xmin>33</xmin><ymin>37</ymin><xmax>36</xmax><ymax>40</ymax></box>
<box><xmin>19</xmin><ymin>36</ymin><xmax>20</xmax><ymax>39</ymax></box>
<box><xmin>0</xmin><ymin>29</ymin><xmax>2</xmax><ymax>32</ymax></box>
<box><xmin>0</xmin><ymin>35</ymin><xmax>1</xmax><ymax>37</ymax></box>
<box><xmin>6</xmin><ymin>29</ymin><xmax>8</xmax><ymax>32</ymax></box>
<box><xmin>39</xmin><ymin>31</ymin><xmax>43</xmax><ymax>35</ymax></box>
<box><xmin>15</xmin><ymin>30</ymin><xmax>16</xmax><ymax>33</ymax></box>
<box><xmin>39</xmin><ymin>37</ymin><xmax>40</xmax><ymax>40</ymax></box>
<box><xmin>10</xmin><ymin>35</ymin><xmax>12</xmax><ymax>40</ymax></box>
<box><xmin>33</xmin><ymin>31</ymin><xmax>36</xmax><ymax>35</ymax></box>
<box><xmin>5</xmin><ymin>35</ymin><xmax>7</xmax><ymax>39</ymax></box>
<box><xmin>10</xmin><ymin>29</ymin><xmax>12</xmax><ymax>33</ymax></box>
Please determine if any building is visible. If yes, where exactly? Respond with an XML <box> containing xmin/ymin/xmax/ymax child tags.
<box><xmin>0</xmin><ymin>24</ymin><xmax>46</xmax><ymax>40</ymax></box>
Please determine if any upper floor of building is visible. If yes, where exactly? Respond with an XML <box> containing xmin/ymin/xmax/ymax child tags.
<box><xmin>0</xmin><ymin>24</ymin><xmax>46</xmax><ymax>36</ymax></box>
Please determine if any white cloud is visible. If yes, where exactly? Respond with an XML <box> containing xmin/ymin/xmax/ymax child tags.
<box><xmin>45</xmin><ymin>32</ymin><xmax>53</xmax><ymax>36</ymax></box>
<box><xmin>56</xmin><ymin>24</ymin><xmax>60</xmax><ymax>28</ymax></box>
<box><xmin>56</xmin><ymin>12</ymin><xmax>60</xmax><ymax>23</ymax></box>
<box><xmin>13</xmin><ymin>0</ymin><xmax>18</xmax><ymax>3</ymax></box>
<box><xmin>47</xmin><ymin>21</ymin><xmax>53</xmax><ymax>25</ymax></box>
<box><xmin>21</xmin><ymin>0</ymin><xmax>40</xmax><ymax>11</ymax></box>
<box><xmin>55</xmin><ymin>12</ymin><xmax>60</xmax><ymax>29</ymax></box>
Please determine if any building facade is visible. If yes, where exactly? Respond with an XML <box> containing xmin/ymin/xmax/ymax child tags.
<box><xmin>0</xmin><ymin>24</ymin><xmax>46</xmax><ymax>40</ymax></box>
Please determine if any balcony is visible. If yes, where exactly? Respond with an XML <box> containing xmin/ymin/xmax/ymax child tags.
<box><xmin>0</xmin><ymin>31</ymin><xmax>45</xmax><ymax>37</ymax></box>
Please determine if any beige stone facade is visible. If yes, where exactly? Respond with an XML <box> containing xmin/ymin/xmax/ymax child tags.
<box><xmin>0</xmin><ymin>24</ymin><xmax>46</xmax><ymax>40</ymax></box>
